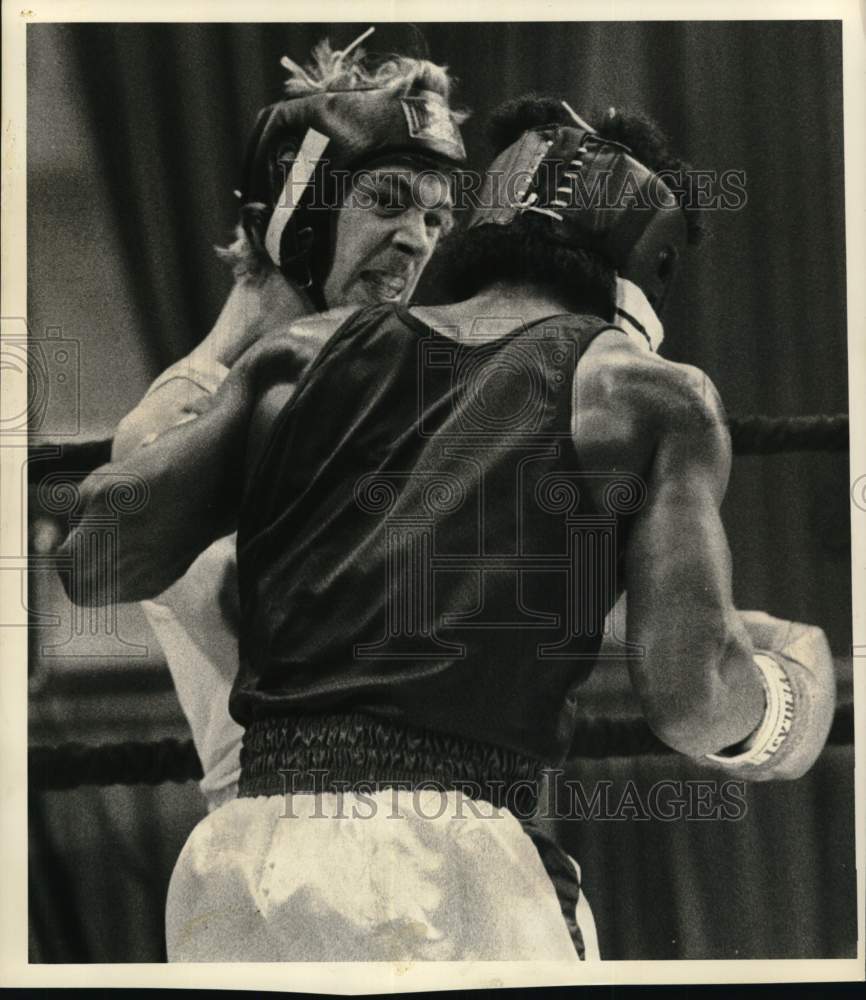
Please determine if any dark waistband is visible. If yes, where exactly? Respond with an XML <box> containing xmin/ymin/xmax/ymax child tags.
<box><xmin>238</xmin><ymin>712</ymin><xmax>545</xmax><ymax>815</ymax></box>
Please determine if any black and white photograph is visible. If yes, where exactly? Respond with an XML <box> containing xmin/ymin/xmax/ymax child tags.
<box><xmin>2</xmin><ymin>0</ymin><xmax>864</xmax><ymax>991</ymax></box>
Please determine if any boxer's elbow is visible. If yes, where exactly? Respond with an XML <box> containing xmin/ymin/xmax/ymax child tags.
<box><xmin>638</xmin><ymin>621</ymin><xmax>761</xmax><ymax>758</ymax></box>
<box><xmin>58</xmin><ymin>526</ymin><xmax>182</xmax><ymax>606</ymax></box>
<box><xmin>57</xmin><ymin>530</ymin><xmax>98</xmax><ymax>606</ymax></box>
<box><xmin>56</xmin><ymin>474</ymin><xmax>187</xmax><ymax>606</ymax></box>
<box><xmin>647</xmin><ymin>705</ymin><xmax>738</xmax><ymax>759</ymax></box>
<box><xmin>644</xmin><ymin>697</ymin><xmax>735</xmax><ymax>759</ymax></box>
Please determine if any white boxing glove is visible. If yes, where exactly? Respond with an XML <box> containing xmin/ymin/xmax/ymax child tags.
<box><xmin>702</xmin><ymin>611</ymin><xmax>836</xmax><ymax>781</ymax></box>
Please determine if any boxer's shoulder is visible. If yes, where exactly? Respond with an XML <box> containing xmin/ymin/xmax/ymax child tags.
<box><xmin>570</xmin><ymin>335</ymin><xmax>730</xmax><ymax>491</ymax></box>
<box><xmin>577</xmin><ymin>337</ymin><xmax>725</xmax><ymax>433</ymax></box>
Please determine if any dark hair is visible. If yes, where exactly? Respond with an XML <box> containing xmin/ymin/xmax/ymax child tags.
<box><xmin>488</xmin><ymin>96</ymin><xmax>704</xmax><ymax>244</ymax></box>
<box><xmin>443</xmin><ymin>214</ymin><xmax>616</xmax><ymax>315</ymax></box>
<box><xmin>441</xmin><ymin>95</ymin><xmax>701</xmax><ymax>310</ymax></box>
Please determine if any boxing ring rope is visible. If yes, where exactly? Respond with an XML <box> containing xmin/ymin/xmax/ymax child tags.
<box><xmin>726</xmin><ymin>413</ymin><xmax>848</xmax><ymax>454</ymax></box>
<box><xmin>24</xmin><ymin>413</ymin><xmax>852</xmax><ymax>474</ymax></box>
<box><xmin>28</xmin><ymin>411</ymin><xmax>852</xmax><ymax>792</ymax></box>
<box><xmin>29</xmin><ymin>704</ymin><xmax>855</xmax><ymax>792</ymax></box>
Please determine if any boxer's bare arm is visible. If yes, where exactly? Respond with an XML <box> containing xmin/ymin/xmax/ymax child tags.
<box><xmin>572</xmin><ymin>334</ymin><xmax>764</xmax><ymax>757</ymax></box>
<box><xmin>187</xmin><ymin>269</ymin><xmax>320</xmax><ymax>370</ymax></box>
<box><xmin>60</xmin><ymin>373</ymin><xmax>252</xmax><ymax>605</ymax></box>
<box><xmin>113</xmin><ymin>377</ymin><xmax>216</xmax><ymax>461</ymax></box>
<box><xmin>243</xmin><ymin>311</ymin><xmax>350</xmax><ymax>478</ymax></box>
<box><xmin>59</xmin><ymin>325</ymin><xmax>326</xmax><ymax>606</ymax></box>
<box><xmin>113</xmin><ymin>272</ymin><xmax>314</xmax><ymax>461</ymax></box>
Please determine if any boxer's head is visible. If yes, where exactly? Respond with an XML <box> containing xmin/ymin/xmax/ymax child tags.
<box><xmin>321</xmin><ymin>159</ymin><xmax>455</xmax><ymax>307</ymax></box>
<box><xmin>446</xmin><ymin>97</ymin><xmax>703</xmax><ymax>344</ymax></box>
<box><xmin>223</xmin><ymin>32</ymin><xmax>467</xmax><ymax>310</ymax></box>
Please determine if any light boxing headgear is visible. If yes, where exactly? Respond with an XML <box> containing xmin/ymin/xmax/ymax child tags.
<box><xmin>238</xmin><ymin>32</ymin><xmax>466</xmax><ymax>309</ymax></box>
<box><xmin>466</xmin><ymin>103</ymin><xmax>688</xmax><ymax>349</ymax></box>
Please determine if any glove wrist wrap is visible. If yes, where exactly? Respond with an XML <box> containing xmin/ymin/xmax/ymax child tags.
<box><xmin>705</xmin><ymin>653</ymin><xmax>795</xmax><ymax>767</ymax></box>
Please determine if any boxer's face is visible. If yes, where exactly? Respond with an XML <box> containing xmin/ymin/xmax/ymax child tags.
<box><xmin>323</xmin><ymin>163</ymin><xmax>454</xmax><ymax>308</ymax></box>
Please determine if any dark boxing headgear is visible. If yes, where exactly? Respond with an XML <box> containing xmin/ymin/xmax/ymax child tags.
<box><xmin>239</xmin><ymin>43</ymin><xmax>466</xmax><ymax>309</ymax></box>
<box><xmin>467</xmin><ymin>104</ymin><xmax>688</xmax><ymax>317</ymax></box>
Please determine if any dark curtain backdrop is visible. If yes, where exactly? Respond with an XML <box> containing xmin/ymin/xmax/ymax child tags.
<box><xmin>27</xmin><ymin>21</ymin><xmax>854</xmax><ymax>962</ymax></box>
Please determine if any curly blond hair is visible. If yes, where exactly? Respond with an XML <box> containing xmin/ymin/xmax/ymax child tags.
<box><xmin>217</xmin><ymin>30</ymin><xmax>466</xmax><ymax>283</ymax></box>
<box><xmin>281</xmin><ymin>32</ymin><xmax>466</xmax><ymax>110</ymax></box>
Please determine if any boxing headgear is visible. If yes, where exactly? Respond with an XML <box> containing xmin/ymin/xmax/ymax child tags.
<box><xmin>240</xmin><ymin>85</ymin><xmax>466</xmax><ymax>308</ymax></box>
<box><xmin>466</xmin><ymin>105</ymin><xmax>688</xmax><ymax>320</ymax></box>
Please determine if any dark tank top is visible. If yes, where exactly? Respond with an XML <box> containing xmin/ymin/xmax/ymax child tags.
<box><xmin>233</xmin><ymin>304</ymin><xmax>630</xmax><ymax>802</ymax></box>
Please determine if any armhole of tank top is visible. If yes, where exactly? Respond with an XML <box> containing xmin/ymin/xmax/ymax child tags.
<box><xmin>241</xmin><ymin>304</ymin><xmax>389</xmax><ymax>509</ymax></box>
<box><xmin>533</xmin><ymin>315</ymin><xmax>628</xmax><ymax>351</ymax></box>
<box><xmin>560</xmin><ymin>320</ymin><xmax>630</xmax><ymax>516</ymax></box>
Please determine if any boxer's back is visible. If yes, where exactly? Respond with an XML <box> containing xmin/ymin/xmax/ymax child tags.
<box><xmin>233</xmin><ymin>303</ymin><xmax>632</xmax><ymax>788</ymax></box>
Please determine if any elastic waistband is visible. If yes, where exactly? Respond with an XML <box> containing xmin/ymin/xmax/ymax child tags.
<box><xmin>238</xmin><ymin>712</ymin><xmax>544</xmax><ymax>814</ymax></box>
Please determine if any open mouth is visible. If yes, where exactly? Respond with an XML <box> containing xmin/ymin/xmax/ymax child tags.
<box><xmin>360</xmin><ymin>270</ymin><xmax>409</xmax><ymax>303</ymax></box>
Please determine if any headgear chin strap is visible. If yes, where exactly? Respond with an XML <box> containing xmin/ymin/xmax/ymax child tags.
<box><xmin>466</xmin><ymin>104</ymin><xmax>688</xmax><ymax>318</ymax></box>
<box><xmin>240</xmin><ymin>84</ymin><xmax>466</xmax><ymax>308</ymax></box>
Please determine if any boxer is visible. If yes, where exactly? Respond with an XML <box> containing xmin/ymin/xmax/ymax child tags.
<box><xmin>108</xmin><ymin>31</ymin><xmax>466</xmax><ymax>809</ymax></box>
<box><xmin>62</xmin><ymin>97</ymin><xmax>835</xmax><ymax>961</ymax></box>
